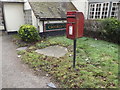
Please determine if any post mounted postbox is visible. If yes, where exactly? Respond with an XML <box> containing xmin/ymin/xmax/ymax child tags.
<box><xmin>66</xmin><ymin>11</ymin><xmax>84</xmax><ymax>39</ymax></box>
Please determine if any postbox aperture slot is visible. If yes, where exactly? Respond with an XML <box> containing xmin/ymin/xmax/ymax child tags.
<box><xmin>67</xmin><ymin>16</ymin><xmax>75</xmax><ymax>18</ymax></box>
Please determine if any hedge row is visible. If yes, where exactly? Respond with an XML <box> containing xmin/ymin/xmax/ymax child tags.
<box><xmin>84</xmin><ymin>18</ymin><xmax>120</xmax><ymax>44</ymax></box>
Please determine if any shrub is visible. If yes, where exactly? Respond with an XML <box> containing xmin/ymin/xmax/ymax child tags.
<box><xmin>18</xmin><ymin>25</ymin><xmax>40</xmax><ymax>42</ymax></box>
<box><xmin>101</xmin><ymin>18</ymin><xmax>120</xmax><ymax>43</ymax></box>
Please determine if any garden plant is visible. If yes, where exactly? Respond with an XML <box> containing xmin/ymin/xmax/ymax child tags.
<box><xmin>18</xmin><ymin>24</ymin><xmax>40</xmax><ymax>42</ymax></box>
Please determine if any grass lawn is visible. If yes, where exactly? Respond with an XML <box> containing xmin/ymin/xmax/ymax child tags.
<box><xmin>14</xmin><ymin>35</ymin><xmax>119</xmax><ymax>88</ymax></box>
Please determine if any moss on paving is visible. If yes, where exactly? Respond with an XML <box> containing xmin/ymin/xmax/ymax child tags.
<box><xmin>16</xmin><ymin>35</ymin><xmax>118</xmax><ymax>88</ymax></box>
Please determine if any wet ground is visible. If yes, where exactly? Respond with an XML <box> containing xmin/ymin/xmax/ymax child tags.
<box><xmin>1</xmin><ymin>32</ymin><xmax>54</xmax><ymax>88</ymax></box>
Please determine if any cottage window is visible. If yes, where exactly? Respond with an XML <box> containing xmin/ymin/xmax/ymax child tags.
<box><xmin>95</xmin><ymin>3</ymin><xmax>101</xmax><ymax>19</ymax></box>
<box><xmin>89</xmin><ymin>2</ymin><xmax>120</xmax><ymax>19</ymax></box>
<box><xmin>89</xmin><ymin>4</ymin><xmax>95</xmax><ymax>19</ymax></box>
<box><xmin>110</xmin><ymin>2</ymin><xmax>119</xmax><ymax>18</ymax></box>
<box><xmin>89</xmin><ymin>2</ymin><xmax>110</xmax><ymax>19</ymax></box>
<box><xmin>101</xmin><ymin>3</ymin><xmax>110</xmax><ymax>19</ymax></box>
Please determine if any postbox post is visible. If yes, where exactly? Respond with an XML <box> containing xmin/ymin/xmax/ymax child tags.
<box><xmin>73</xmin><ymin>39</ymin><xmax>76</xmax><ymax>68</ymax></box>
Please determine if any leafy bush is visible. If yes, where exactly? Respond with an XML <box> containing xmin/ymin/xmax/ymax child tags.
<box><xmin>18</xmin><ymin>25</ymin><xmax>40</xmax><ymax>42</ymax></box>
<box><xmin>101</xmin><ymin>18</ymin><xmax>120</xmax><ymax>43</ymax></box>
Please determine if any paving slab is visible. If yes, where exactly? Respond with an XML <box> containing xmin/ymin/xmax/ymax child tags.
<box><xmin>35</xmin><ymin>45</ymin><xmax>68</xmax><ymax>58</ymax></box>
<box><xmin>16</xmin><ymin>47</ymin><xmax>27</xmax><ymax>51</ymax></box>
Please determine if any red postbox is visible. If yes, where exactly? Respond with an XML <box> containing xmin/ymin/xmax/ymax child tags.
<box><xmin>66</xmin><ymin>11</ymin><xmax>84</xmax><ymax>39</ymax></box>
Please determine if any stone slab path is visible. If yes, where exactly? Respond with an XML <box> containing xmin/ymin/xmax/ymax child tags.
<box><xmin>35</xmin><ymin>45</ymin><xmax>68</xmax><ymax>58</ymax></box>
<box><xmin>16</xmin><ymin>47</ymin><xmax>27</xmax><ymax>51</ymax></box>
<box><xmin>1</xmin><ymin>32</ymin><xmax>54</xmax><ymax>88</ymax></box>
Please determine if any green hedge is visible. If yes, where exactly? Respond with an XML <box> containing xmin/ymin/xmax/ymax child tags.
<box><xmin>18</xmin><ymin>25</ymin><xmax>40</xmax><ymax>42</ymax></box>
<box><xmin>100</xmin><ymin>18</ymin><xmax>120</xmax><ymax>44</ymax></box>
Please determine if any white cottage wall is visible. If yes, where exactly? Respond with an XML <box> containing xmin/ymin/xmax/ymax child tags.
<box><xmin>31</xmin><ymin>10</ymin><xmax>37</xmax><ymax>28</ymax></box>
<box><xmin>39</xmin><ymin>21</ymin><xmax>43</xmax><ymax>33</ymax></box>
<box><xmin>24</xmin><ymin>0</ymin><xmax>31</xmax><ymax>10</ymax></box>
<box><xmin>72</xmin><ymin>0</ymin><xmax>88</xmax><ymax>19</ymax></box>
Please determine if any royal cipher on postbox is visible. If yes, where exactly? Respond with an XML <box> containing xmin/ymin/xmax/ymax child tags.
<box><xmin>66</xmin><ymin>11</ymin><xmax>84</xmax><ymax>40</ymax></box>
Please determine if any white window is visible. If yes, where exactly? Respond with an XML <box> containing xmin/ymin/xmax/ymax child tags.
<box><xmin>89</xmin><ymin>2</ymin><xmax>110</xmax><ymax>19</ymax></box>
<box><xmin>89</xmin><ymin>4</ymin><xmax>95</xmax><ymax>19</ymax></box>
<box><xmin>95</xmin><ymin>3</ymin><xmax>101</xmax><ymax>19</ymax></box>
<box><xmin>101</xmin><ymin>3</ymin><xmax>110</xmax><ymax>19</ymax></box>
<box><xmin>110</xmin><ymin>2</ymin><xmax>119</xmax><ymax>18</ymax></box>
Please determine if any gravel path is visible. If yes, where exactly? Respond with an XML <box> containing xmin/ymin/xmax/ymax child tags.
<box><xmin>1</xmin><ymin>32</ymin><xmax>52</xmax><ymax>88</ymax></box>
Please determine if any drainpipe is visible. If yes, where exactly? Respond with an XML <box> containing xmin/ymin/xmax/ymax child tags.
<box><xmin>87</xmin><ymin>2</ymin><xmax>90</xmax><ymax>20</ymax></box>
<box><xmin>85</xmin><ymin>0</ymin><xmax>89</xmax><ymax>20</ymax></box>
<box><xmin>108</xmin><ymin>2</ymin><xmax>112</xmax><ymax>18</ymax></box>
<box><xmin>118</xmin><ymin>1</ymin><xmax>120</xmax><ymax>21</ymax></box>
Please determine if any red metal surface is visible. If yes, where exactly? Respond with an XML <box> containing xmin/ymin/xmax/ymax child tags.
<box><xmin>66</xmin><ymin>11</ymin><xmax>84</xmax><ymax>39</ymax></box>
